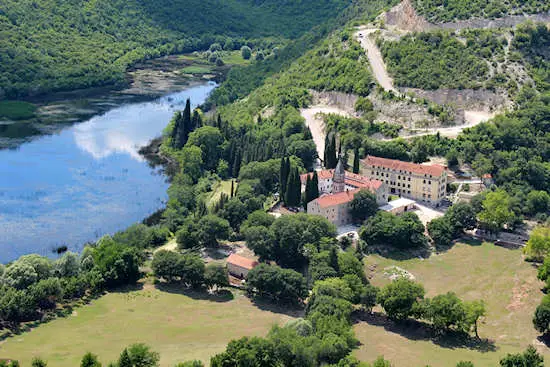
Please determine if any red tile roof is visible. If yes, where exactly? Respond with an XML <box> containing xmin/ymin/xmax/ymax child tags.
<box><xmin>300</xmin><ymin>170</ymin><xmax>334</xmax><ymax>183</ymax></box>
<box><xmin>227</xmin><ymin>253</ymin><xmax>259</xmax><ymax>270</ymax></box>
<box><xmin>300</xmin><ymin>170</ymin><xmax>384</xmax><ymax>191</ymax></box>
<box><xmin>313</xmin><ymin>189</ymin><xmax>360</xmax><ymax>208</ymax></box>
<box><xmin>361</xmin><ymin>155</ymin><xmax>446</xmax><ymax>177</ymax></box>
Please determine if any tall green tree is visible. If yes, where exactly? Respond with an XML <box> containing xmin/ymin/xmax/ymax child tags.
<box><xmin>353</xmin><ymin>147</ymin><xmax>360</xmax><ymax>174</ymax></box>
<box><xmin>478</xmin><ymin>190</ymin><xmax>515</xmax><ymax>234</ymax></box>
<box><xmin>324</xmin><ymin>132</ymin><xmax>337</xmax><ymax>169</ymax></box>
<box><xmin>285</xmin><ymin>166</ymin><xmax>301</xmax><ymax>207</ymax></box>
<box><xmin>303</xmin><ymin>174</ymin><xmax>312</xmax><ymax>210</ymax></box>
<box><xmin>350</xmin><ymin>190</ymin><xmax>378</xmax><ymax>222</ymax></box>
<box><xmin>311</xmin><ymin>171</ymin><xmax>319</xmax><ymax>200</ymax></box>
<box><xmin>279</xmin><ymin>157</ymin><xmax>290</xmax><ymax>199</ymax></box>
<box><xmin>118</xmin><ymin>349</ymin><xmax>132</xmax><ymax>367</ymax></box>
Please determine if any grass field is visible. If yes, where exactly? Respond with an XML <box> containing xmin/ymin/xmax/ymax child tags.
<box><xmin>354</xmin><ymin>242</ymin><xmax>548</xmax><ymax>366</ymax></box>
<box><xmin>0</xmin><ymin>100</ymin><xmax>37</xmax><ymax>120</ymax></box>
<box><xmin>0</xmin><ymin>285</ymin><xmax>295</xmax><ymax>366</ymax></box>
<box><xmin>180</xmin><ymin>65</ymin><xmax>214</xmax><ymax>75</ymax></box>
<box><xmin>207</xmin><ymin>180</ymin><xmax>236</xmax><ymax>209</ymax></box>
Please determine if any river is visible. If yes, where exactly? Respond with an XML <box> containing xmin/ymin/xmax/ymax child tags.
<box><xmin>0</xmin><ymin>81</ymin><xmax>217</xmax><ymax>263</ymax></box>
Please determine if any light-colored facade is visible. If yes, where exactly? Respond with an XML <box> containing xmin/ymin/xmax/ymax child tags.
<box><xmin>361</xmin><ymin>155</ymin><xmax>447</xmax><ymax>206</ymax></box>
<box><xmin>303</xmin><ymin>158</ymin><xmax>387</xmax><ymax>226</ymax></box>
<box><xmin>307</xmin><ymin>190</ymin><xmax>358</xmax><ymax>226</ymax></box>
<box><xmin>380</xmin><ymin>198</ymin><xmax>416</xmax><ymax>215</ymax></box>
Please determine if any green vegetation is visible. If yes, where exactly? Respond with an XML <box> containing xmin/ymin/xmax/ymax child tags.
<box><xmin>181</xmin><ymin>66</ymin><xmax>214</xmax><ymax>75</ymax></box>
<box><xmin>0</xmin><ymin>285</ymin><xmax>292</xmax><ymax>366</ymax></box>
<box><xmin>360</xmin><ymin>211</ymin><xmax>428</xmax><ymax>249</ymax></box>
<box><xmin>0</xmin><ymin>100</ymin><xmax>37</xmax><ymax>120</ymax></box>
<box><xmin>380</xmin><ymin>30</ymin><xmax>506</xmax><ymax>90</ymax></box>
<box><xmin>412</xmin><ymin>0</ymin><xmax>550</xmax><ymax>22</ymax></box>
<box><xmin>1</xmin><ymin>0</ymin><xmax>351</xmax><ymax>98</ymax></box>
<box><xmin>357</xmin><ymin>242</ymin><xmax>546</xmax><ymax>366</ymax></box>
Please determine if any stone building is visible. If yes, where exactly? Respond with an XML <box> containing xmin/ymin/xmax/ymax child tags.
<box><xmin>226</xmin><ymin>253</ymin><xmax>259</xmax><ymax>279</ymax></box>
<box><xmin>302</xmin><ymin>157</ymin><xmax>387</xmax><ymax>226</ymax></box>
<box><xmin>361</xmin><ymin>155</ymin><xmax>447</xmax><ymax>205</ymax></box>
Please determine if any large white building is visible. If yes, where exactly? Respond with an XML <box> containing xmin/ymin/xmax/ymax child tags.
<box><xmin>361</xmin><ymin>155</ymin><xmax>447</xmax><ymax>206</ymax></box>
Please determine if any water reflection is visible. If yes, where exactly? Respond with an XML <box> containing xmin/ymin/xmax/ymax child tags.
<box><xmin>0</xmin><ymin>82</ymin><xmax>216</xmax><ymax>262</ymax></box>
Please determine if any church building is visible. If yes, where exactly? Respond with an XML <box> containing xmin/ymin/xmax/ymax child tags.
<box><xmin>301</xmin><ymin>157</ymin><xmax>387</xmax><ymax>225</ymax></box>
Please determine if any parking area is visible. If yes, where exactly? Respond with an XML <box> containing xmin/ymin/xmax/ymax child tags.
<box><xmin>411</xmin><ymin>202</ymin><xmax>445</xmax><ymax>226</ymax></box>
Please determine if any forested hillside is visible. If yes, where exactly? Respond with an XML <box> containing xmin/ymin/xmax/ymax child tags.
<box><xmin>412</xmin><ymin>0</ymin><xmax>549</xmax><ymax>22</ymax></box>
<box><xmin>0</xmin><ymin>0</ymin><xmax>349</xmax><ymax>99</ymax></box>
<box><xmin>379</xmin><ymin>29</ymin><xmax>510</xmax><ymax>90</ymax></box>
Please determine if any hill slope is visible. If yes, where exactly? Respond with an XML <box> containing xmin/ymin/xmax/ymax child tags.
<box><xmin>0</xmin><ymin>0</ymin><xmax>349</xmax><ymax>99</ymax></box>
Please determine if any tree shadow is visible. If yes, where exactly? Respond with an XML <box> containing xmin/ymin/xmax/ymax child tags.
<box><xmin>250</xmin><ymin>297</ymin><xmax>306</xmax><ymax>318</ymax></box>
<box><xmin>110</xmin><ymin>282</ymin><xmax>145</xmax><ymax>293</ymax></box>
<box><xmin>354</xmin><ymin>311</ymin><xmax>497</xmax><ymax>353</ymax></box>
<box><xmin>370</xmin><ymin>244</ymin><xmax>432</xmax><ymax>261</ymax></box>
<box><xmin>433</xmin><ymin>237</ymin><xmax>483</xmax><ymax>254</ymax></box>
<box><xmin>536</xmin><ymin>333</ymin><xmax>550</xmax><ymax>347</ymax></box>
<box><xmin>155</xmin><ymin>282</ymin><xmax>234</xmax><ymax>302</ymax></box>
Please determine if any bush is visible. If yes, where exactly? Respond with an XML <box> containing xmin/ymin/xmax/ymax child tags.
<box><xmin>241</xmin><ymin>46</ymin><xmax>252</xmax><ymax>60</ymax></box>
<box><xmin>377</xmin><ymin>278</ymin><xmax>425</xmax><ymax>320</ymax></box>
<box><xmin>246</xmin><ymin>264</ymin><xmax>307</xmax><ymax>303</ymax></box>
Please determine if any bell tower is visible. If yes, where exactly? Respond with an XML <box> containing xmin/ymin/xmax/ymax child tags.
<box><xmin>333</xmin><ymin>155</ymin><xmax>345</xmax><ymax>193</ymax></box>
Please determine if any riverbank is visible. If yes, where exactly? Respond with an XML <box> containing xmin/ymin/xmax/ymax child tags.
<box><xmin>0</xmin><ymin>81</ymin><xmax>217</xmax><ymax>263</ymax></box>
<box><xmin>0</xmin><ymin>55</ymin><xmax>226</xmax><ymax>150</ymax></box>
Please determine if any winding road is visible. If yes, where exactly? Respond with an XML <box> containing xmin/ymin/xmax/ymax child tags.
<box><xmin>355</xmin><ymin>28</ymin><xmax>398</xmax><ymax>94</ymax></box>
<box><xmin>353</xmin><ymin>26</ymin><xmax>495</xmax><ymax>127</ymax></box>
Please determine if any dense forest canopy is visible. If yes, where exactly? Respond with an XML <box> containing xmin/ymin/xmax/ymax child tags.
<box><xmin>0</xmin><ymin>0</ymin><xmax>349</xmax><ymax>98</ymax></box>
<box><xmin>412</xmin><ymin>0</ymin><xmax>550</xmax><ymax>23</ymax></box>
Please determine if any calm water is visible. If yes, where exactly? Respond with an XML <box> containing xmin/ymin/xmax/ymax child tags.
<box><xmin>0</xmin><ymin>82</ymin><xmax>216</xmax><ymax>263</ymax></box>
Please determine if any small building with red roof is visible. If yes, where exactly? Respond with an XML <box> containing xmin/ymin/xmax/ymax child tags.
<box><xmin>226</xmin><ymin>253</ymin><xmax>259</xmax><ymax>279</ymax></box>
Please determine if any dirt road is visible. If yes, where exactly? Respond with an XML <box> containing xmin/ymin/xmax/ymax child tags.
<box><xmin>354</xmin><ymin>26</ymin><xmax>495</xmax><ymax>128</ymax></box>
<box><xmin>300</xmin><ymin>106</ymin><xmax>351</xmax><ymax>158</ymax></box>
<box><xmin>354</xmin><ymin>27</ymin><xmax>398</xmax><ymax>93</ymax></box>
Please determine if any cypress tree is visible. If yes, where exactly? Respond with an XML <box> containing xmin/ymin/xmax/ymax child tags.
<box><xmin>285</xmin><ymin>166</ymin><xmax>300</xmax><ymax>207</ymax></box>
<box><xmin>180</xmin><ymin>98</ymin><xmax>192</xmax><ymax>147</ymax></box>
<box><xmin>171</xmin><ymin>112</ymin><xmax>181</xmax><ymax>147</ymax></box>
<box><xmin>329</xmin><ymin>134</ymin><xmax>337</xmax><ymax>169</ymax></box>
<box><xmin>280</xmin><ymin>157</ymin><xmax>289</xmax><ymax>198</ymax></box>
<box><xmin>323</xmin><ymin>134</ymin><xmax>330</xmax><ymax>167</ymax></box>
<box><xmin>304</xmin><ymin>174</ymin><xmax>312</xmax><ymax>210</ymax></box>
<box><xmin>311</xmin><ymin>171</ymin><xmax>320</xmax><ymax>200</ymax></box>
<box><xmin>217</xmin><ymin>114</ymin><xmax>223</xmax><ymax>129</ymax></box>
<box><xmin>191</xmin><ymin>109</ymin><xmax>202</xmax><ymax>130</ymax></box>
<box><xmin>230</xmin><ymin>180</ymin><xmax>235</xmax><ymax>198</ymax></box>
<box><xmin>118</xmin><ymin>349</ymin><xmax>132</xmax><ymax>367</ymax></box>
<box><xmin>304</xmin><ymin>126</ymin><xmax>313</xmax><ymax>140</ymax></box>
<box><xmin>353</xmin><ymin>147</ymin><xmax>360</xmax><ymax>174</ymax></box>
<box><xmin>329</xmin><ymin>247</ymin><xmax>340</xmax><ymax>273</ymax></box>
<box><xmin>232</xmin><ymin>150</ymin><xmax>242</xmax><ymax>178</ymax></box>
